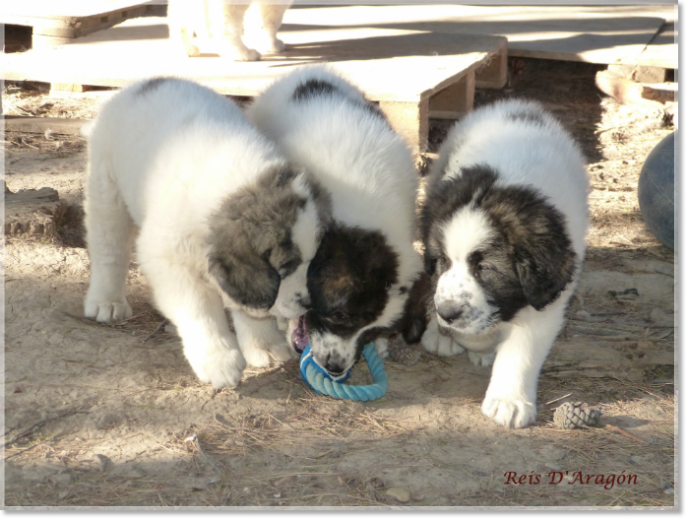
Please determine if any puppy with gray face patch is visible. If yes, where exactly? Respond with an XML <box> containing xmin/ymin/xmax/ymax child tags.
<box><xmin>421</xmin><ymin>99</ymin><xmax>589</xmax><ymax>428</ymax></box>
<box><xmin>246</xmin><ymin>65</ymin><xmax>426</xmax><ymax>376</ymax></box>
<box><xmin>83</xmin><ymin>77</ymin><xmax>329</xmax><ymax>388</ymax></box>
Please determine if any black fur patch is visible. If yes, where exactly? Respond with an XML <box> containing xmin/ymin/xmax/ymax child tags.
<box><xmin>291</xmin><ymin>78</ymin><xmax>390</xmax><ymax>127</ymax></box>
<box><xmin>305</xmin><ymin>223</ymin><xmax>399</xmax><ymax>342</ymax></box>
<box><xmin>136</xmin><ymin>77</ymin><xmax>173</xmax><ymax>96</ymax></box>
<box><xmin>207</xmin><ymin>167</ymin><xmax>326</xmax><ymax>310</ymax></box>
<box><xmin>422</xmin><ymin>164</ymin><xmax>577</xmax><ymax>318</ymax></box>
<box><xmin>292</xmin><ymin>79</ymin><xmax>338</xmax><ymax>101</ymax></box>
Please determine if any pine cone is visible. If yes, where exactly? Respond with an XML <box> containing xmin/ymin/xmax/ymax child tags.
<box><xmin>553</xmin><ymin>401</ymin><xmax>601</xmax><ymax>430</ymax></box>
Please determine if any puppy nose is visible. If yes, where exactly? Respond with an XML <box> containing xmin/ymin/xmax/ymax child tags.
<box><xmin>437</xmin><ymin>303</ymin><xmax>463</xmax><ymax>324</ymax></box>
<box><xmin>324</xmin><ymin>356</ymin><xmax>345</xmax><ymax>376</ymax></box>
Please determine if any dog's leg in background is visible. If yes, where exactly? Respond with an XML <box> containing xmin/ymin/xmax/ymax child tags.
<box><xmin>167</xmin><ymin>0</ymin><xmax>201</xmax><ymax>57</ymax></box>
<box><xmin>481</xmin><ymin>294</ymin><xmax>570</xmax><ymax>428</ymax></box>
<box><xmin>231</xmin><ymin>310</ymin><xmax>293</xmax><ymax>367</ymax></box>
<box><xmin>421</xmin><ymin>314</ymin><xmax>467</xmax><ymax>356</ymax></box>
<box><xmin>214</xmin><ymin>1</ymin><xmax>261</xmax><ymax>61</ymax></box>
<box><xmin>84</xmin><ymin>157</ymin><xmax>135</xmax><ymax>323</ymax></box>
<box><xmin>256</xmin><ymin>2</ymin><xmax>291</xmax><ymax>53</ymax></box>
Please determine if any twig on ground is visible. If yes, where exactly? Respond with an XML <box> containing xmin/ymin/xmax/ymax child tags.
<box><xmin>605</xmin><ymin>424</ymin><xmax>647</xmax><ymax>445</ymax></box>
<box><xmin>2</xmin><ymin>408</ymin><xmax>82</xmax><ymax>448</ymax></box>
<box><xmin>144</xmin><ymin>319</ymin><xmax>169</xmax><ymax>343</ymax></box>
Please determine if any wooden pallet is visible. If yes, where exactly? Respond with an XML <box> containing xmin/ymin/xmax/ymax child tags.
<box><xmin>2</xmin><ymin>17</ymin><xmax>507</xmax><ymax>154</ymax></box>
<box><xmin>0</xmin><ymin>0</ymin><xmax>158</xmax><ymax>48</ymax></box>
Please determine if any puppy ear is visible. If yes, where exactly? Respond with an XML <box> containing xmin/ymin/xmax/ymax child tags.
<box><xmin>512</xmin><ymin>222</ymin><xmax>577</xmax><ymax>311</ymax></box>
<box><xmin>423</xmin><ymin>252</ymin><xmax>437</xmax><ymax>276</ymax></box>
<box><xmin>208</xmin><ymin>252</ymin><xmax>280</xmax><ymax>310</ymax></box>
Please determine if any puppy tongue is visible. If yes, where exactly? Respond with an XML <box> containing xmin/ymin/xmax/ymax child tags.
<box><xmin>291</xmin><ymin>316</ymin><xmax>309</xmax><ymax>353</ymax></box>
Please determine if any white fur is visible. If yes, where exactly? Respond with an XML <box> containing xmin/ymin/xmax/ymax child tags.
<box><xmin>247</xmin><ymin>65</ymin><xmax>423</xmax><ymax>372</ymax></box>
<box><xmin>83</xmin><ymin>78</ymin><xmax>317</xmax><ymax>388</ymax></box>
<box><xmin>422</xmin><ymin>99</ymin><xmax>589</xmax><ymax>428</ymax></box>
<box><xmin>168</xmin><ymin>0</ymin><xmax>292</xmax><ymax>61</ymax></box>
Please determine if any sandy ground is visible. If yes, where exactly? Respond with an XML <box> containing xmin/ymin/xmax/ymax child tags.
<box><xmin>2</xmin><ymin>57</ymin><xmax>676</xmax><ymax>508</ymax></box>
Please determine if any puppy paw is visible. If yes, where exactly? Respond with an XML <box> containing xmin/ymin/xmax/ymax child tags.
<box><xmin>258</xmin><ymin>37</ymin><xmax>285</xmax><ymax>53</ymax></box>
<box><xmin>84</xmin><ymin>300</ymin><xmax>132</xmax><ymax>323</ymax></box>
<box><xmin>185</xmin><ymin>44</ymin><xmax>201</xmax><ymax>57</ymax></box>
<box><xmin>192</xmin><ymin>346</ymin><xmax>247</xmax><ymax>389</ymax></box>
<box><xmin>481</xmin><ymin>393</ymin><xmax>536</xmax><ymax>429</ymax></box>
<box><xmin>421</xmin><ymin>326</ymin><xmax>465</xmax><ymax>357</ymax></box>
<box><xmin>374</xmin><ymin>338</ymin><xmax>389</xmax><ymax>359</ymax></box>
<box><xmin>468</xmin><ymin>350</ymin><xmax>496</xmax><ymax>367</ymax></box>
<box><xmin>222</xmin><ymin>46</ymin><xmax>261</xmax><ymax>61</ymax></box>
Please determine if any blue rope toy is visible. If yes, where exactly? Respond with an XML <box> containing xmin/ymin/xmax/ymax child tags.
<box><xmin>300</xmin><ymin>343</ymin><xmax>388</xmax><ymax>401</ymax></box>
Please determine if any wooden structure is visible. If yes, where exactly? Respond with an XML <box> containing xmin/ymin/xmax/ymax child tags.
<box><xmin>0</xmin><ymin>0</ymin><xmax>158</xmax><ymax>48</ymax></box>
<box><xmin>2</xmin><ymin>17</ymin><xmax>507</xmax><ymax>153</ymax></box>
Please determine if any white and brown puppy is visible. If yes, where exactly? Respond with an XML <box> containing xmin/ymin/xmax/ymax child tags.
<box><xmin>83</xmin><ymin>77</ymin><xmax>329</xmax><ymax>388</ymax></box>
<box><xmin>246</xmin><ymin>66</ymin><xmax>426</xmax><ymax>376</ymax></box>
<box><xmin>420</xmin><ymin>99</ymin><xmax>589</xmax><ymax>428</ymax></box>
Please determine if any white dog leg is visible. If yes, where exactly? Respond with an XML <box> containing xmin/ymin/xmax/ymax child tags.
<box><xmin>231</xmin><ymin>310</ymin><xmax>294</xmax><ymax>367</ymax></box>
<box><xmin>421</xmin><ymin>314</ymin><xmax>466</xmax><ymax>356</ymax></box>
<box><xmin>215</xmin><ymin>2</ymin><xmax>261</xmax><ymax>61</ymax></box>
<box><xmin>84</xmin><ymin>159</ymin><xmax>135</xmax><ymax>323</ymax></box>
<box><xmin>139</xmin><ymin>246</ymin><xmax>247</xmax><ymax>388</ymax></box>
<box><xmin>481</xmin><ymin>298</ymin><xmax>568</xmax><ymax>428</ymax></box>
<box><xmin>256</xmin><ymin>3</ymin><xmax>290</xmax><ymax>53</ymax></box>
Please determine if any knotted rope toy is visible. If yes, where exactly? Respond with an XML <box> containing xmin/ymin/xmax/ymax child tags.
<box><xmin>300</xmin><ymin>343</ymin><xmax>388</xmax><ymax>401</ymax></box>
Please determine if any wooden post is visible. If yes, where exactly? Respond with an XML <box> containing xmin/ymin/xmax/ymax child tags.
<box><xmin>378</xmin><ymin>98</ymin><xmax>429</xmax><ymax>155</ymax></box>
<box><xmin>428</xmin><ymin>71</ymin><xmax>475</xmax><ymax>120</ymax></box>
<box><xmin>475</xmin><ymin>39</ymin><xmax>508</xmax><ymax>89</ymax></box>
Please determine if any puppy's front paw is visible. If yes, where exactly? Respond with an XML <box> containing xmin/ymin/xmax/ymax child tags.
<box><xmin>421</xmin><ymin>326</ymin><xmax>465</xmax><ymax>357</ymax></box>
<box><xmin>259</xmin><ymin>37</ymin><xmax>285</xmax><ymax>53</ymax></box>
<box><xmin>374</xmin><ymin>338</ymin><xmax>389</xmax><ymax>359</ymax></box>
<box><xmin>468</xmin><ymin>350</ymin><xmax>496</xmax><ymax>367</ymax></box>
<box><xmin>193</xmin><ymin>346</ymin><xmax>247</xmax><ymax>389</ymax></box>
<box><xmin>481</xmin><ymin>393</ymin><xmax>536</xmax><ymax>429</ymax></box>
<box><xmin>84</xmin><ymin>300</ymin><xmax>132</xmax><ymax>323</ymax></box>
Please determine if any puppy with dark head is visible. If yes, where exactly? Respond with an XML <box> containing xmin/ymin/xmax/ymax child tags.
<box><xmin>421</xmin><ymin>99</ymin><xmax>589</xmax><ymax>428</ymax></box>
<box><xmin>83</xmin><ymin>77</ymin><xmax>329</xmax><ymax>388</ymax></box>
<box><xmin>247</xmin><ymin>65</ymin><xmax>426</xmax><ymax>376</ymax></box>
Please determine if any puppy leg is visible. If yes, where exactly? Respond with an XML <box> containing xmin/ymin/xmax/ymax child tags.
<box><xmin>139</xmin><ymin>244</ymin><xmax>246</xmax><ymax>387</ymax></box>
<box><xmin>467</xmin><ymin>350</ymin><xmax>496</xmax><ymax>367</ymax></box>
<box><xmin>215</xmin><ymin>2</ymin><xmax>261</xmax><ymax>61</ymax></box>
<box><xmin>421</xmin><ymin>314</ymin><xmax>466</xmax><ymax>356</ymax></box>
<box><xmin>374</xmin><ymin>337</ymin><xmax>389</xmax><ymax>359</ymax></box>
<box><xmin>256</xmin><ymin>3</ymin><xmax>290</xmax><ymax>53</ymax></box>
<box><xmin>84</xmin><ymin>158</ymin><xmax>134</xmax><ymax>323</ymax></box>
<box><xmin>481</xmin><ymin>297</ymin><xmax>569</xmax><ymax>428</ymax></box>
<box><xmin>167</xmin><ymin>0</ymin><xmax>201</xmax><ymax>57</ymax></box>
<box><xmin>232</xmin><ymin>310</ymin><xmax>293</xmax><ymax>367</ymax></box>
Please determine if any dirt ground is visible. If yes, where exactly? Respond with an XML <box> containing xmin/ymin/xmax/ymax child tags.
<box><xmin>2</xmin><ymin>57</ymin><xmax>676</xmax><ymax>509</ymax></box>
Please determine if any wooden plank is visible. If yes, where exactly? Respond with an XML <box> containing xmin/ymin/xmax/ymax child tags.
<box><xmin>1</xmin><ymin>18</ymin><xmax>506</xmax><ymax>105</ymax></box>
<box><xmin>475</xmin><ymin>39</ymin><xmax>507</xmax><ymax>89</ymax></box>
<box><xmin>283</xmin><ymin>5</ymin><xmax>674</xmax><ymax>67</ymax></box>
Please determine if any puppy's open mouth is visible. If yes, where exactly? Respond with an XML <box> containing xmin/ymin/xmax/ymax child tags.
<box><xmin>291</xmin><ymin>315</ymin><xmax>309</xmax><ymax>354</ymax></box>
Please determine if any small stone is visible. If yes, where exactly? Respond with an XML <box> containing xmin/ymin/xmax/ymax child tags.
<box><xmin>650</xmin><ymin>308</ymin><xmax>672</xmax><ymax>325</ymax></box>
<box><xmin>164</xmin><ymin>324</ymin><xmax>179</xmax><ymax>336</ymax></box>
<box><xmin>545</xmin><ymin>462</ymin><xmax>561</xmax><ymax>471</ymax></box>
<box><xmin>575</xmin><ymin>310</ymin><xmax>592</xmax><ymax>321</ymax></box>
<box><xmin>659</xmin><ymin>481</ymin><xmax>672</xmax><ymax>490</ymax></box>
<box><xmin>411</xmin><ymin>491</ymin><xmax>425</xmax><ymax>501</ymax></box>
<box><xmin>385</xmin><ymin>487</ymin><xmax>410</xmax><ymax>503</ymax></box>
<box><xmin>94</xmin><ymin>454</ymin><xmax>113</xmax><ymax>473</ymax></box>
<box><xmin>664</xmin><ymin>487</ymin><xmax>675</xmax><ymax>495</ymax></box>
<box><xmin>13</xmin><ymin>386</ymin><xmax>22</xmax><ymax>393</ymax></box>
